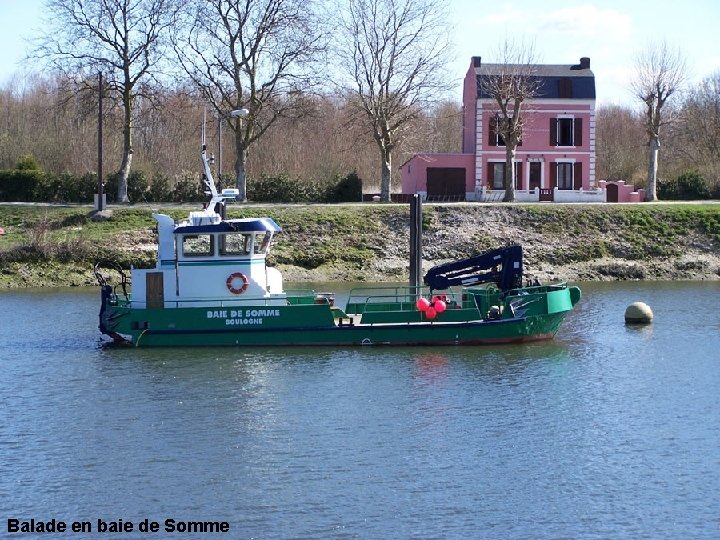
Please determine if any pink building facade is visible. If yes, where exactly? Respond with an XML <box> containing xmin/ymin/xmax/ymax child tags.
<box><xmin>400</xmin><ymin>56</ymin><xmax>641</xmax><ymax>202</ymax></box>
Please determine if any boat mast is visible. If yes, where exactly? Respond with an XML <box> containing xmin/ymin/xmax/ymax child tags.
<box><xmin>200</xmin><ymin>109</ymin><xmax>225</xmax><ymax>216</ymax></box>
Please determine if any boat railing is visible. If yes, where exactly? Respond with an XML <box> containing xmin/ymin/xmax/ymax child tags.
<box><xmin>94</xmin><ymin>260</ymin><xmax>130</xmax><ymax>301</ymax></box>
<box><xmin>345</xmin><ymin>285</ymin><xmax>462</xmax><ymax>315</ymax></box>
<box><xmin>127</xmin><ymin>290</ymin><xmax>319</xmax><ymax>309</ymax></box>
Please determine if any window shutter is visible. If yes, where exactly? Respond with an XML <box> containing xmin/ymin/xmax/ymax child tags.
<box><xmin>574</xmin><ymin>162</ymin><xmax>583</xmax><ymax>189</ymax></box>
<box><xmin>550</xmin><ymin>118</ymin><xmax>557</xmax><ymax>146</ymax></box>
<box><xmin>574</xmin><ymin>118</ymin><xmax>583</xmax><ymax>146</ymax></box>
<box><xmin>489</xmin><ymin>116</ymin><xmax>497</xmax><ymax>146</ymax></box>
<box><xmin>550</xmin><ymin>163</ymin><xmax>557</xmax><ymax>189</ymax></box>
<box><xmin>515</xmin><ymin>162</ymin><xmax>523</xmax><ymax>190</ymax></box>
<box><xmin>558</xmin><ymin>78</ymin><xmax>572</xmax><ymax>98</ymax></box>
<box><xmin>487</xmin><ymin>162</ymin><xmax>494</xmax><ymax>187</ymax></box>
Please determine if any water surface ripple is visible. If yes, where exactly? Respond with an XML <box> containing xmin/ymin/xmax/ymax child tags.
<box><xmin>1</xmin><ymin>282</ymin><xmax>719</xmax><ymax>538</ymax></box>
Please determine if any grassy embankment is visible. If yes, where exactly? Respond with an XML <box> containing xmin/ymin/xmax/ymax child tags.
<box><xmin>0</xmin><ymin>203</ymin><xmax>719</xmax><ymax>288</ymax></box>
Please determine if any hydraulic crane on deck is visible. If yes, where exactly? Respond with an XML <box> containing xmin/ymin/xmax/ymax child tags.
<box><xmin>423</xmin><ymin>245</ymin><xmax>524</xmax><ymax>293</ymax></box>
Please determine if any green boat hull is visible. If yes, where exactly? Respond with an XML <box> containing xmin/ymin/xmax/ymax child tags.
<box><xmin>99</xmin><ymin>285</ymin><xmax>580</xmax><ymax>347</ymax></box>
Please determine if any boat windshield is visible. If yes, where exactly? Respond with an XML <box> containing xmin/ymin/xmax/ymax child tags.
<box><xmin>182</xmin><ymin>234</ymin><xmax>214</xmax><ymax>257</ymax></box>
<box><xmin>219</xmin><ymin>233</ymin><xmax>252</xmax><ymax>256</ymax></box>
<box><xmin>254</xmin><ymin>232</ymin><xmax>272</xmax><ymax>254</ymax></box>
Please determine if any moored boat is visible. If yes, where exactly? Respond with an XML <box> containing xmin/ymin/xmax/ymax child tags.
<box><xmin>95</xmin><ymin>147</ymin><xmax>581</xmax><ymax>347</ymax></box>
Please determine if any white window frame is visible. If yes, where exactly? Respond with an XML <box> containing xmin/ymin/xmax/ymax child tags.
<box><xmin>556</xmin><ymin>162</ymin><xmax>574</xmax><ymax>190</ymax></box>
<box><xmin>556</xmin><ymin>116</ymin><xmax>575</xmax><ymax>147</ymax></box>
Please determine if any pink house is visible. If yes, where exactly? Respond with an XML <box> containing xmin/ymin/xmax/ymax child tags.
<box><xmin>401</xmin><ymin>56</ymin><xmax>641</xmax><ymax>202</ymax></box>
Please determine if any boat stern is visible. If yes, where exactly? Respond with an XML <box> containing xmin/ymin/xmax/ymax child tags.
<box><xmin>99</xmin><ymin>285</ymin><xmax>130</xmax><ymax>343</ymax></box>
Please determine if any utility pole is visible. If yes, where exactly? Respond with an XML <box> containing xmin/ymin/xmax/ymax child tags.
<box><xmin>96</xmin><ymin>72</ymin><xmax>104</xmax><ymax>211</ymax></box>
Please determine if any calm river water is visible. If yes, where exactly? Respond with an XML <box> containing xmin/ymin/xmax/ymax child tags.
<box><xmin>1</xmin><ymin>281</ymin><xmax>719</xmax><ymax>539</ymax></box>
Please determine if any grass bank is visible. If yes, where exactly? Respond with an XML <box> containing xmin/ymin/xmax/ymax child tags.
<box><xmin>1</xmin><ymin>202</ymin><xmax>719</xmax><ymax>288</ymax></box>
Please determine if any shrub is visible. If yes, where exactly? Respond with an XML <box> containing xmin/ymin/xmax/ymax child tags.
<box><xmin>148</xmin><ymin>173</ymin><xmax>171</xmax><ymax>202</ymax></box>
<box><xmin>247</xmin><ymin>171</ymin><xmax>363</xmax><ymax>203</ymax></box>
<box><xmin>329</xmin><ymin>171</ymin><xmax>363</xmax><ymax>202</ymax></box>
<box><xmin>171</xmin><ymin>177</ymin><xmax>205</xmax><ymax>202</ymax></box>
<box><xmin>40</xmin><ymin>172</ymin><xmax>97</xmax><ymax>203</ymax></box>
<box><xmin>247</xmin><ymin>174</ymin><xmax>305</xmax><ymax>202</ymax></box>
<box><xmin>0</xmin><ymin>170</ymin><xmax>45</xmax><ymax>201</ymax></box>
<box><xmin>658</xmin><ymin>170</ymin><xmax>711</xmax><ymax>200</ymax></box>
<box><xmin>127</xmin><ymin>170</ymin><xmax>150</xmax><ymax>202</ymax></box>
<box><xmin>0</xmin><ymin>167</ymin><xmax>362</xmax><ymax>203</ymax></box>
<box><xmin>15</xmin><ymin>154</ymin><xmax>42</xmax><ymax>171</ymax></box>
<box><xmin>103</xmin><ymin>170</ymin><xmax>151</xmax><ymax>203</ymax></box>
<box><xmin>103</xmin><ymin>174</ymin><xmax>118</xmax><ymax>203</ymax></box>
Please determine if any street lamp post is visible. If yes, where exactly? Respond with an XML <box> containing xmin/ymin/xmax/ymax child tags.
<box><xmin>229</xmin><ymin>109</ymin><xmax>250</xmax><ymax>198</ymax></box>
<box><xmin>217</xmin><ymin>114</ymin><xmax>223</xmax><ymax>179</ymax></box>
<box><xmin>216</xmin><ymin>109</ymin><xmax>249</xmax><ymax>182</ymax></box>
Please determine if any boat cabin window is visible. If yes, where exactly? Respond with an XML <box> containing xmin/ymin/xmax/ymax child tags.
<box><xmin>254</xmin><ymin>232</ymin><xmax>272</xmax><ymax>254</ymax></box>
<box><xmin>219</xmin><ymin>233</ymin><xmax>252</xmax><ymax>256</ymax></box>
<box><xmin>182</xmin><ymin>234</ymin><xmax>214</xmax><ymax>257</ymax></box>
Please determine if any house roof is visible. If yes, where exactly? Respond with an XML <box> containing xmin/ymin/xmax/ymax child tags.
<box><xmin>472</xmin><ymin>56</ymin><xmax>596</xmax><ymax>100</ymax></box>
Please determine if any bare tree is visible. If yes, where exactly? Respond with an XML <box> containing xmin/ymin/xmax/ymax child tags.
<box><xmin>477</xmin><ymin>40</ymin><xmax>541</xmax><ymax>202</ymax></box>
<box><xmin>632</xmin><ymin>41</ymin><xmax>687</xmax><ymax>201</ymax></box>
<box><xmin>337</xmin><ymin>0</ymin><xmax>453</xmax><ymax>202</ymax></box>
<box><xmin>595</xmin><ymin>105</ymin><xmax>645</xmax><ymax>182</ymax></box>
<box><xmin>33</xmin><ymin>0</ymin><xmax>178</xmax><ymax>203</ymax></box>
<box><xmin>675</xmin><ymin>72</ymin><xmax>720</xmax><ymax>189</ymax></box>
<box><xmin>175</xmin><ymin>0</ymin><xmax>327</xmax><ymax>202</ymax></box>
<box><xmin>423</xmin><ymin>100</ymin><xmax>463</xmax><ymax>153</ymax></box>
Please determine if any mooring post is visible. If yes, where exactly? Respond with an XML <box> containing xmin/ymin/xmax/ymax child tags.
<box><xmin>409</xmin><ymin>194</ymin><xmax>423</xmax><ymax>291</ymax></box>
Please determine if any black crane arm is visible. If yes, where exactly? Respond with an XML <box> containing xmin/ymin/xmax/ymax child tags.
<box><xmin>423</xmin><ymin>245</ymin><xmax>523</xmax><ymax>292</ymax></box>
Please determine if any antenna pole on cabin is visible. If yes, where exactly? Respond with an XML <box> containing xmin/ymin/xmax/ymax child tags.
<box><xmin>409</xmin><ymin>194</ymin><xmax>423</xmax><ymax>291</ymax></box>
<box><xmin>95</xmin><ymin>71</ymin><xmax>104</xmax><ymax>212</ymax></box>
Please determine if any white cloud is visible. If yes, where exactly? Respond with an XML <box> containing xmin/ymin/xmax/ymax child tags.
<box><xmin>537</xmin><ymin>4</ymin><xmax>632</xmax><ymax>40</ymax></box>
<box><xmin>466</xmin><ymin>3</ymin><xmax>631</xmax><ymax>41</ymax></box>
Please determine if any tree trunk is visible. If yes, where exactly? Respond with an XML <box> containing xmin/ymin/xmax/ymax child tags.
<box><xmin>503</xmin><ymin>144</ymin><xmax>516</xmax><ymax>202</ymax></box>
<box><xmin>235</xmin><ymin>128</ymin><xmax>249</xmax><ymax>202</ymax></box>
<box><xmin>380</xmin><ymin>147</ymin><xmax>392</xmax><ymax>202</ymax></box>
<box><xmin>645</xmin><ymin>136</ymin><xmax>660</xmax><ymax>201</ymax></box>
<box><xmin>116</xmin><ymin>93</ymin><xmax>133</xmax><ymax>204</ymax></box>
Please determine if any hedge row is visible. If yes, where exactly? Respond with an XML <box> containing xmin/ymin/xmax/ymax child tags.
<box><xmin>658</xmin><ymin>170</ymin><xmax>719</xmax><ymax>200</ymax></box>
<box><xmin>0</xmin><ymin>169</ymin><xmax>363</xmax><ymax>204</ymax></box>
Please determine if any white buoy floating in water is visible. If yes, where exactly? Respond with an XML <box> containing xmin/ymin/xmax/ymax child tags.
<box><xmin>625</xmin><ymin>301</ymin><xmax>653</xmax><ymax>324</ymax></box>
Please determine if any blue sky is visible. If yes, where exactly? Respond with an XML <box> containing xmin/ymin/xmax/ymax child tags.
<box><xmin>1</xmin><ymin>0</ymin><xmax>718</xmax><ymax>107</ymax></box>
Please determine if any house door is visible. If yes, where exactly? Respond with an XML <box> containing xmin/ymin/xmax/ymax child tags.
<box><xmin>606</xmin><ymin>183</ymin><xmax>619</xmax><ymax>202</ymax></box>
<box><xmin>529</xmin><ymin>162</ymin><xmax>541</xmax><ymax>191</ymax></box>
<box><xmin>426</xmin><ymin>168</ymin><xmax>466</xmax><ymax>201</ymax></box>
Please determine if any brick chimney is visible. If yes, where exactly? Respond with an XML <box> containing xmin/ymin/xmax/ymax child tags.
<box><xmin>571</xmin><ymin>57</ymin><xmax>591</xmax><ymax>70</ymax></box>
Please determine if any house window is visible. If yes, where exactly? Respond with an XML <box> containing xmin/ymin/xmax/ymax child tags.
<box><xmin>558</xmin><ymin>78</ymin><xmax>572</xmax><ymax>98</ymax></box>
<box><xmin>557</xmin><ymin>118</ymin><xmax>574</xmax><ymax>146</ymax></box>
<box><xmin>557</xmin><ymin>163</ymin><xmax>574</xmax><ymax>190</ymax></box>
<box><xmin>489</xmin><ymin>115</ymin><xmax>523</xmax><ymax>147</ymax></box>
<box><xmin>491</xmin><ymin>163</ymin><xmax>505</xmax><ymax>188</ymax></box>
<box><xmin>488</xmin><ymin>162</ymin><xmax>522</xmax><ymax>189</ymax></box>
<box><xmin>489</xmin><ymin>116</ymin><xmax>505</xmax><ymax>147</ymax></box>
<box><xmin>551</xmin><ymin>117</ymin><xmax>583</xmax><ymax>147</ymax></box>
